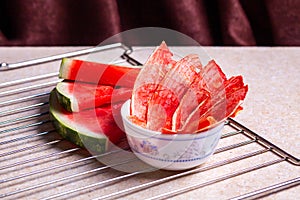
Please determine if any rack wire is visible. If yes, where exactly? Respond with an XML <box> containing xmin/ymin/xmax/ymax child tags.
<box><xmin>0</xmin><ymin>43</ymin><xmax>299</xmax><ymax>200</ymax></box>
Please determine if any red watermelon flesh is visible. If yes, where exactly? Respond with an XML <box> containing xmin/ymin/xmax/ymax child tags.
<box><xmin>59</xmin><ymin>58</ymin><xmax>141</xmax><ymax>88</ymax></box>
<box><xmin>56</xmin><ymin>81</ymin><xmax>132</xmax><ymax>112</ymax></box>
<box><xmin>50</xmin><ymin>89</ymin><xmax>125</xmax><ymax>149</ymax></box>
<box><xmin>71</xmin><ymin>103</ymin><xmax>125</xmax><ymax>144</ymax></box>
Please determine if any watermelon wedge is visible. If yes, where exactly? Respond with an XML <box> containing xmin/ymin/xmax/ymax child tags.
<box><xmin>56</xmin><ymin>81</ymin><xmax>132</xmax><ymax>112</ymax></box>
<box><xmin>49</xmin><ymin>89</ymin><xmax>125</xmax><ymax>154</ymax></box>
<box><xmin>59</xmin><ymin>58</ymin><xmax>141</xmax><ymax>88</ymax></box>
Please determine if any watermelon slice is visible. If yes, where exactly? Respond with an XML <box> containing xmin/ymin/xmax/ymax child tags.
<box><xmin>59</xmin><ymin>58</ymin><xmax>141</xmax><ymax>88</ymax></box>
<box><xmin>49</xmin><ymin>89</ymin><xmax>125</xmax><ymax>154</ymax></box>
<box><xmin>56</xmin><ymin>81</ymin><xmax>132</xmax><ymax>112</ymax></box>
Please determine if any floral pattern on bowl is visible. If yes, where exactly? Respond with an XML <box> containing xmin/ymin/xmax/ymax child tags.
<box><xmin>121</xmin><ymin>100</ymin><xmax>224</xmax><ymax>171</ymax></box>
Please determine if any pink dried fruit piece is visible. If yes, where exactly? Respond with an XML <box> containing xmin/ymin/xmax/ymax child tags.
<box><xmin>131</xmin><ymin>41</ymin><xmax>174</xmax><ymax>124</ymax></box>
<box><xmin>146</xmin><ymin>54</ymin><xmax>202</xmax><ymax>131</ymax></box>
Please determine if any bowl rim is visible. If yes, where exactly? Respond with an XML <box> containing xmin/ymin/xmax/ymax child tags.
<box><xmin>121</xmin><ymin>100</ymin><xmax>224</xmax><ymax>141</ymax></box>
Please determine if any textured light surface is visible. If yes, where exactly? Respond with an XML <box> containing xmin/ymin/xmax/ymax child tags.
<box><xmin>0</xmin><ymin>46</ymin><xmax>299</xmax><ymax>199</ymax></box>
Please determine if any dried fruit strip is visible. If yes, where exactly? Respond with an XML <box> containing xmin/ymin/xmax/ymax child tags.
<box><xmin>131</xmin><ymin>41</ymin><xmax>174</xmax><ymax>123</ymax></box>
<box><xmin>146</xmin><ymin>54</ymin><xmax>202</xmax><ymax>131</ymax></box>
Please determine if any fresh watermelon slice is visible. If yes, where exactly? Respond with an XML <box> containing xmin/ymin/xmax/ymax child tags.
<box><xmin>49</xmin><ymin>89</ymin><xmax>125</xmax><ymax>153</ymax></box>
<box><xmin>59</xmin><ymin>58</ymin><xmax>141</xmax><ymax>88</ymax></box>
<box><xmin>56</xmin><ymin>81</ymin><xmax>132</xmax><ymax>112</ymax></box>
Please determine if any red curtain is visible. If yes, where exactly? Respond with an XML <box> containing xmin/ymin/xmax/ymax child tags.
<box><xmin>0</xmin><ymin>0</ymin><xmax>299</xmax><ymax>46</ymax></box>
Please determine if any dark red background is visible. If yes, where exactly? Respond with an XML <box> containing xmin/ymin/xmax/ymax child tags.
<box><xmin>0</xmin><ymin>0</ymin><xmax>299</xmax><ymax>46</ymax></box>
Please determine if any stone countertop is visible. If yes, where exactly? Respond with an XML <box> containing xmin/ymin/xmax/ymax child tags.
<box><xmin>205</xmin><ymin>47</ymin><xmax>300</xmax><ymax>158</ymax></box>
<box><xmin>0</xmin><ymin>46</ymin><xmax>299</xmax><ymax>199</ymax></box>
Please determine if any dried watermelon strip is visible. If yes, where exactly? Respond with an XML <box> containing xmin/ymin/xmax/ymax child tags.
<box><xmin>170</xmin><ymin>60</ymin><xmax>225</xmax><ymax>132</ymax></box>
<box><xmin>200</xmin><ymin>60</ymin><xmax>228</xmax><ymax>123</ymax></box>
<box><xmin>146</xmin><ymin>54</ymin><xmax>202</xmax><ymax>131</ymax></box>
<box><xmin>179</xmin><ymin>75</ymin><xmax>248</xmax><ymax>133</ymax></box>
<box><xmin>200</xmin><ymin>60</ymin><xmax>227</xmax><ymax>92</ymax></box>
<box><xmin>171</xmin><ymin>68</ymin><xmax>210</xmax><ymax>131</ymax></box>
<box><xmin>130</xmin><ymin>41</ymin><xmax>174</xmax><ymax>124</ymax></box>
<box><xmin>129</xmin><ymin>42</ymin><xmax>248</xmax><ymax>134</ymax></box>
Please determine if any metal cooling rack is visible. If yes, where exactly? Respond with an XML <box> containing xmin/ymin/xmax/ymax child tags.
<box><xmin>0</xmin><ymin>43</ymin><xmax>299</xmax><ymax>200</ymax></box>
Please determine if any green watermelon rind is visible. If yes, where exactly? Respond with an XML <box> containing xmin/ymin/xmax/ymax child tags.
<box><xmin>49</xmin><ymin>89</ymin><xmax>108</xmax><ymax>154</ymax></box>
<box><xmin>56</xmin><ymin>81</ymin><xmax>79</xmax><ymax>112</ymax></box>
<box><xmin>59</xmin><ymin>58</ymin><xmax>72</xmax><ymax>79</ymax></box>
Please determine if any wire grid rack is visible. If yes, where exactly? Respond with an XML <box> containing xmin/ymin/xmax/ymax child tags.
<box><xmin>0</xmin><ymin>43</ymin><xmax>299</xmax><ymax>200</ymax></box>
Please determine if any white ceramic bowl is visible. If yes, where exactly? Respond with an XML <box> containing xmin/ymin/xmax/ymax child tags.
<box><xmin>121</xmin><ymin>100</ymin><xmax>224</xmax><ymax>171</ymax></box>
